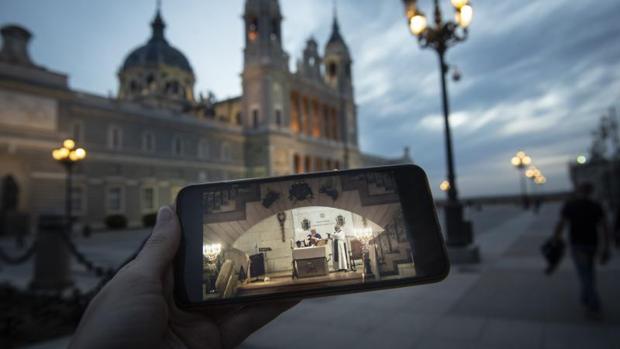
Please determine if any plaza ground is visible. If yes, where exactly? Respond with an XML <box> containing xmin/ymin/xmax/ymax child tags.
<box><xmin>2</xmin><ymin>203</ymin><xmax>619</xmax><ymax>348</ymax></box>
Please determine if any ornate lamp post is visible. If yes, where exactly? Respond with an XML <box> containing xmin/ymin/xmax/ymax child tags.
<box><xmin>511</xmin><ymin>151</ymin><xmax>532</xmax><ymax>207</ymax></box>
<box><xmin>402</xmin><ymin>0</ymin><xmax>478</xmax><ymax>262</ymax></box>
<box><xmin>51</xmin><ymin>139</ymin><xmax>86</xmax><ymax>232</ymax></box>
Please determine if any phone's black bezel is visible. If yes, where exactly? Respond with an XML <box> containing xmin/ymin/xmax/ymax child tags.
<box><xmin>174</xmin><ymin>164</ymin><xmax>450</xmax><ymax>309</ymax></box>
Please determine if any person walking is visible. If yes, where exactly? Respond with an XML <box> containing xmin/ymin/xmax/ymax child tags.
<box><xmin>553</xmin><ymin>182</ymin><xmax>611</xmax><ymax>316</ymax></box>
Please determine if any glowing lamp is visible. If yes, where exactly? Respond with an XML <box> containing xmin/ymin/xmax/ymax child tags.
<box><xmin>440</xmin><ymin>180</ymin><xmax>451</xmax><ymax>192</ymax></box>
<box><xmin>450</xmin><ymin>0</ymin><xmax>469</xmax><ymax>10</ymax></box>
<box><xmin>63</xmin><ymin>139</ymin><xmax>75</xmax><ymax>150</ymax></box>
<box><xmin>455</xmin><ymin>5</ymin><xmax>473</xmax><ymax>28</ymax></box>
<box><xmin>203</xmin><ymin>243</ymin><xmax>222</xmax><ymax>262</ymax></box>
<box><xmin>409</xmin><ymin>13</ymin><xmax>428</xmax><ymax>36</ymax></box>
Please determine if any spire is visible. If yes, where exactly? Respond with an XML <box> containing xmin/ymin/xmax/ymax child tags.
<box><xmin>150</xmin><ymin>0</ymin><xmax>166</xmax><ymax>42</ymax></box>
<box><xmin>332</xmin><ymin>0</ymin><xmax>340</xmax><ymax>35</ymax></box>
<box><xmin>328</xmin><ymin>0</ymin><xmax>344</xmax><ymax>45</ymax></box>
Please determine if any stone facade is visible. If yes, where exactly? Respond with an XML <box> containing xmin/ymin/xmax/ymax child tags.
<box><xmin>0</xmin><ymin>1</ymin><xmax>410</xmax><ymax>230</ymax></box>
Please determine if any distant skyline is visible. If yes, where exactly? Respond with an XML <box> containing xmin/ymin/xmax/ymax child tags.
<box><xmin>1</xmin><ymin>0</ymin><xmax>619</xmax><ymax>197</ymax></box>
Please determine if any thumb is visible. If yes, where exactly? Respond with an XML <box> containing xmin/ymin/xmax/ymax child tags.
<box><xmin>135</xmin><ymin>205</ymin><xmax>181</xmax><ymax>276</ymax></box>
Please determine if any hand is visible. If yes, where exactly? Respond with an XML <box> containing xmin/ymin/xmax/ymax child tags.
<box><xmin>70</xmin><ymin>206</ymin><xmax>297</xmax><ymax>349</ymax></box>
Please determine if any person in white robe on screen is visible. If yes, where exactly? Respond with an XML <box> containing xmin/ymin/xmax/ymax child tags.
<box><xmin>332</xmin><ymin>225</ymin><xmax>349</xmax><ymax>271</ymax></box>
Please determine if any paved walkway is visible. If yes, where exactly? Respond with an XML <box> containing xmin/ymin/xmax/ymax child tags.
<box><xmin>4</xmin><ymin>203</ymin><xmax>619</xmax><ymax>348</ymax></box>
<box><xmin>241</xmin><ymin>203</ymin><xmax>620</xmax><ymax>349</ymax></box>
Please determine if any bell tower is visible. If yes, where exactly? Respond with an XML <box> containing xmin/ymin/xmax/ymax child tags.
<box><xmin>323</xmin><ymin>7</ymin><xmax>359</xmax><ymax>165</ymax></box>
<box><xmin>323</xmin><ymin>12</ymin><xmax>353</xmax><ymax>97</ymax></box>
<box><xmin>243</xmin><ymin>0</ymin><xmax>288</xmax><ymax>70</ymax></box>
<box><xmin>241</xmin><ymin>0</ymin><xmax>290</xmax><ymax>177</ymax></box>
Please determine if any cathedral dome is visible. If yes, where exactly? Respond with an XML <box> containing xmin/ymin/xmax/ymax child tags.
<box><xmin>117</xmin><ymin>8</ymin><xmax>195</xmax><ymax>108</ymax></box>
<box><xmin>121</xmin><ymin>11</ymin><xmax>193</xmax><ymax>74</ymax></box>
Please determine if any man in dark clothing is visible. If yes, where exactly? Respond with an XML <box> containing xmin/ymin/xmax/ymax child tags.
<box><xmin>554</xmin><ymin>183</ymin><xmax>610</xmax><ymax>315</ymax></box>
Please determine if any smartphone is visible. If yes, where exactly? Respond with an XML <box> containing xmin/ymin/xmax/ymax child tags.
<box><xmin>174</xmin><ymin>164</ymin><xmax>449</xmax><ymax>308</ymax></box>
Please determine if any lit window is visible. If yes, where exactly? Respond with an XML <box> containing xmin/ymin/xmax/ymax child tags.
<box><xmin>248</xmin><ymin>18</ymin><xmax>258</xmax><ymax>42</ymax></box>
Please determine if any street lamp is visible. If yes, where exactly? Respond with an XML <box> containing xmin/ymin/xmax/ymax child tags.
<box><xmin>402</xmin><ymin>0</ymin><xmax>477</xmax><ymax>259</ymax></box>
<box><xmin>52</xmin><ymin>139</ymin><xmax>86</xmax><ymax>232</ymax></box>
<box><xmin>511</xmin><ymin>151</ymin><xmax>532</xmax><ymax>206</ymax></box>
<box><xmin>440</xmin><ymin>180</ymin><xmax>451</xmax><ymax>192</ymax></box>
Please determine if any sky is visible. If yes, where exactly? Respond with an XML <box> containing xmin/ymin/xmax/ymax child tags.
<box><xmin>1</xmin><ymin>0</ymin><xmax>619</xmax><ymax>197</ymax></box>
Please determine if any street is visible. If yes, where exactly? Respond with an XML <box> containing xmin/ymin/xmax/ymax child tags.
<box><xmin>2</xmin><ymin>203</ymin><xmax>619</xmax><ymax>349</ymax></box>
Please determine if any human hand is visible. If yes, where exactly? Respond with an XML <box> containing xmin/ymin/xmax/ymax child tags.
<box><xmin>70</xmin><ymin>206</ymin><xmax>298</xmax><ymax>349</ymax></box>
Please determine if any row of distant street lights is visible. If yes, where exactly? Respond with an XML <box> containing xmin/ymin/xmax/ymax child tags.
<box><xmin>511</xmin><ymin>151</ymin><xmax>546</xmax><ymax>203</ymax></box>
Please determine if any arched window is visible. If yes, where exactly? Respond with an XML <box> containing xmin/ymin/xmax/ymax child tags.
<box><xmin>248</xmin><ymin>17</ymin><xmax>258</xmax><ymax>42</ymax></box>
<box><xmin>275</xmin><ymin>109</ymin><xmax>282</xmax><ymax>127</ymax></box>
<box><xmin>146</xmin><ymin>74</ymin><xmax>156</xmax><ymax>90</ymax></box>
<box><xmin>328</xmin><ymin>62</ymin><xmax>337</xmax><ymax>77</ymax></box>
<box><xmin>252</xmin><ymin>109</ymin><xmax>259</xmax><ymax>129</ymax></box>
<box><xmin>130</xmin><ymin>80</ymin><xmax>140</xmax><ymax>93</ymax></box>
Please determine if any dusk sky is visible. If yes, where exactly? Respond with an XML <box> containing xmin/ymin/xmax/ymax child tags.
<box><xmin>1</xmin><ymin>0</ymin><xmax>619</xmax><ymax>197</ymax></box>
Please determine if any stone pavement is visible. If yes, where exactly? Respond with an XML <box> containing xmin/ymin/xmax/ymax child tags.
<box><xmin>241</xmin><ymin>203</ymin><xmax>620</xmax><ymax>349</ymax></box>
<box><xmin>3</xmin><ymin>203</ymin><xmax>619</xmax><ymax>348</ymax></box>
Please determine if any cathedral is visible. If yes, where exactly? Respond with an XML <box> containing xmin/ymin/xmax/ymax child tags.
<box><xmin>0</xmin><ymin>0</ymin><xmax>410</xmax><ymax>230</ymax></box>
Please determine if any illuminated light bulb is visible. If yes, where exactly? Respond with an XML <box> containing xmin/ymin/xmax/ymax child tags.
<box><xmin>451</xmin><ymin>0</ymin><xmax>469</xmax><ymax>10</ymax></box>
<box><xmin>52</xmin><ymin>149</ymin><xmax>62</xmax><ymax>160</ymax></box>
<box><xmin>409</xmin><ymin>13</ymin><xmax>428</xmax><ymax>36</ymax></box>
<box><xmin>516</xmin><ymin>151</ymin><xmax>525</xmax><ymax>158</ymax></box>
<box><xmin>522</xmin><ymin>156</ymin><xmax>532</xmax><ymax>166</ymax></box>
<box><xmin>440</xmin><ymin>180</ymin><xmax>451</xmax><ymax>192</ymax></box>
<box><xmin>69</xmin><ymin>150</ymin><xmax>80</xmax><ymax>161</ymax></box>
<box><xmin>75</xmin><ymin>148</ymin><xmax>86</xmax><ymax>160</ymax></box>
<box><xmin>455</xmin><ymin>5</ymin><xmax>473</xmax><ymax>28</ymax></box>
<box><xmin>63</xmin><ymin>139</ymin><xmax>75</xmax><ymax>150</ymax></box>
<box><xmin>58</xmin><ymin>147</ymin><xmax>70</xmax><ymax>159</ymax></box>
<box><xmin>576</xmin><ymin>155</ymin><xmax>587</xmax><ymax>164</ymax></box>
<box><xmin>203</xmin><ymin>243</ymin><xmax>222</xmax><ymax>262</ymax></box>
<box><xmin>511</xmin><ymin>156</ymin><xmax>520</xmax><ymax>166</ymax></box>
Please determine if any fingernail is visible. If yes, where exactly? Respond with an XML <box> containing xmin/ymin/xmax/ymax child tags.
<box><xmin>158</xmin><ymin>206</ymin><xmax>172</xmax><ymax>222</ymax></box>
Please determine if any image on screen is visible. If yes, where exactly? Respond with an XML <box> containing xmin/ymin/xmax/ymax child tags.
<box><xmin>200</xmin><ymin>170</ymin><xmax>416</xmax><ymax>300</ymax></box>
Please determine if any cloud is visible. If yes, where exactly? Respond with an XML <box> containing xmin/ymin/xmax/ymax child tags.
<box><xmin>2</xmin><ymin>0</ymin><xmax>619</xmax><ymax>197</ymax></box>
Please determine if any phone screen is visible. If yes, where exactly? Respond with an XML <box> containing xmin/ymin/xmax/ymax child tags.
<box><xmin>198</xmin><ymin>169</ymin><xmax>418</xmax><ymax>301</ymax></box>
